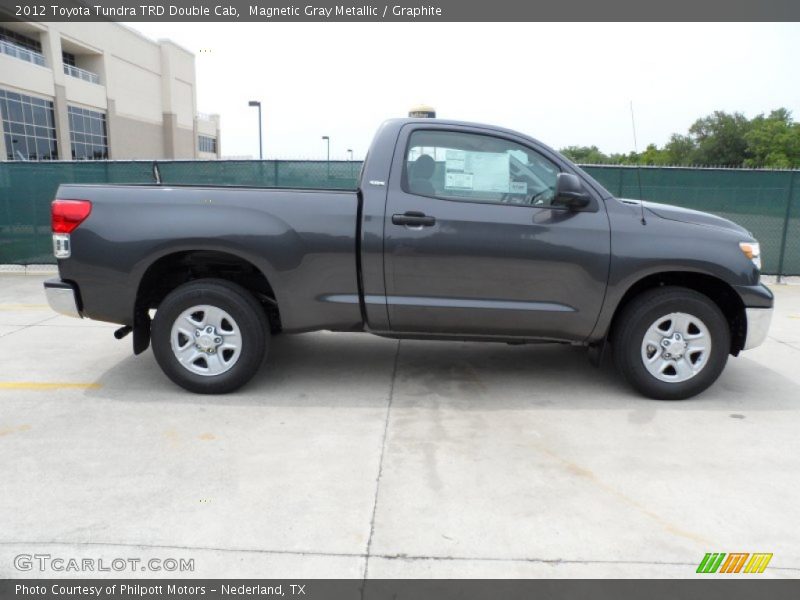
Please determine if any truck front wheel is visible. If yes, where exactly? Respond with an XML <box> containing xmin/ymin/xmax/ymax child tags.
<box><xmin>612</xmin><ymin>286</ymin><xmax>730</xmax><ymax>400</ymax></box>
<box><xmin>151</xmin><ymin>279</ymin><xmax>269</xmax><ymax>394</ymax></box>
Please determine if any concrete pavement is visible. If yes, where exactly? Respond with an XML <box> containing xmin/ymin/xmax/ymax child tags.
<box><xmin>1</xmin><ymin>274</ymin><xmax>798</xmax><ymax>578</ymax></box>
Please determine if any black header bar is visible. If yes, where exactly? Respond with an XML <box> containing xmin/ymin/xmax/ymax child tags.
<box><xmin>3</xmin><ymin>579</ymin><xmax>800</xmax><ymax>600</ymax></box>
<box><xmin>2</xmin><ymin>0</ymin><xmax>800</xmax><ymax>22</ymax></box>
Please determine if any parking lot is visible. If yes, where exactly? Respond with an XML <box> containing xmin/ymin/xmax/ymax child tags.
<box><xmin>1</xmin><ymin>272</ymin><xmax>799</xmax><ymax>579</ymax></box>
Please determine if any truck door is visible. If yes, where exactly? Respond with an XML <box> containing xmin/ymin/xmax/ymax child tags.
<box><xmin>382</xmin><ymin>125</ymin><xmax>610</xmax><ymax>341</ymax></box>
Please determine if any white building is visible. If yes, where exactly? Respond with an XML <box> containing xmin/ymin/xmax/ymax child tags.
<box><xmin>0</xmin><ymin>20</ymin><xmax>220</xmax><ymax>161</ymax></box>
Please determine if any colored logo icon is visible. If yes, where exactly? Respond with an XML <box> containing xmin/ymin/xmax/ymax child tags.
<box><xmin>697</xmin><ymin>553</ymin><xmax>773</xmax><ymax>574</ymax></box>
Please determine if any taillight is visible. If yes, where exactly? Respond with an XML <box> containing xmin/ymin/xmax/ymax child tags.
<box><xmin>52</xmin><ymin>199</ymin><xmax>91</xmax><ymax>234</ymax></box>
<box><xmin>52</xmin><ymin>199</ymin><xmax>91</xmax><ymax>259</ymax></box>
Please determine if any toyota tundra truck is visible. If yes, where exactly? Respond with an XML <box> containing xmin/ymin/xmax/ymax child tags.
<box><xmin>44</xmin><ymin>118</ymin><xmax>774</xmax><ymax>399</ymax></box>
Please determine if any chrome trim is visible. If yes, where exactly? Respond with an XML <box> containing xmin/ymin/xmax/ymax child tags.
<box><xmin>53</xmin><ymin>233</ymin><xmax>71</xmax><ymax>258</ymax></box>
<box><xmin>743</xmin><ymin>307</ymin><xmax>773</xmax><ymax>350</ymax></box>
<box><xmin>44</xmin><ymin>285</ymin><xmax>82</xmax><ymax>319</ymax></box>
<box><xmin>321</xmin><ymin>294</ymin><xmax>575</xmax><ymax>312</ymax></box>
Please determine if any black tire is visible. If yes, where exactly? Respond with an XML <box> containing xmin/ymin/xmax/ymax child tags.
<box><xmin>151</xmin><ymin>279</ymin><xmax>269</xmax><ymax>394</ymax></box>
<box><xmin>612</xmin><ymin>286</ymin><xmax>730</xmax><ymax>400</ymax></box>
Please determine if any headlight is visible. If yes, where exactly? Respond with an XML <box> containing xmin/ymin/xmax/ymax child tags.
<box><xmin>739</xmin><ymin>242</ymin><xmax>761</xmax><ymax>270</ymax></box>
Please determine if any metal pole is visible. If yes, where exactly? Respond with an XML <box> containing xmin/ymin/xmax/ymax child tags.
<box><xmin>322</xmin><ymin>136</ymin><xmax>330</xmax><ymax>179</ymax></box>
<box><xmin>347</xmin><ymin>148</ymin><xmax>353</xmax><ymax>178</ymax></box>
<box><xmin>249</xmin><ymin>101</ymin><xmax>263</xmax><ymax>160</ymax></box>
<box><xmin>776</xmin><ymin>170</ymin><xmax>797</xmax><ymax>282</ymax></box>
<box><xmin>257</xmin><ymin>104</ymin><xmax>263</xmax><ymax>160</ymax></box>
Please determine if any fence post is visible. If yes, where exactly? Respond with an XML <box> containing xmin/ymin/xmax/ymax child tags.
<box><xmin>274</xmin><ymin>161</ymin><xmax>279</xmax><ymax>187</ymax></box>
<box><xmin>30</xmin><ymin>166</ymin><xmax>39</xmax><ymax>265</ymax></box>
<box><xmin>776</xmin><ymin>170</ymin><xmax>797</xmax><ymax>282</ymax></box>
<box><xmin>617</xmin><ymin>167</ymin><xmax>624</xmax><ymax>197</ymax></box>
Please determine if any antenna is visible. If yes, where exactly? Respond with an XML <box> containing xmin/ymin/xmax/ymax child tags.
<box><xmin>629</xmin><ymin>101</ymin><xmax>646</xmax><ymax>225</ymax></box>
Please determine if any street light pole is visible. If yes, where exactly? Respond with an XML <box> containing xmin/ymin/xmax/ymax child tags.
<box><xmin>248</xmin><ymin>100</ymin><xmax>263</xmax><ymax>160</ymax></box>
<box><xmin>322</xmin><ymin>136</ymin><xmax>330</xmax><ymax>179</ymax></box>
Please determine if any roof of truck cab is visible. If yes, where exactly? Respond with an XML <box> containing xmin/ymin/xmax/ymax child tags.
<box><xmin>382</xmin><ymin>118</ymin><xmax>536</xmax><ymax>139</ymax></box>
<box><xmin>378</xmin><ymin>118</ymin><xmax>553</xmax><ymax>159</ymax></box>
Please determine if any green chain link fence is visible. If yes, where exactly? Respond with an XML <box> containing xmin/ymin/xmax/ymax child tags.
<box><xmin>584</xmin><ymin>166</ymin><xmax>800</xmax><ymax>276</ymax></box>
<box><xmin>1</xmin><ymin>160</ymin><xmax>798</xmax><ymax>274</ymax></box>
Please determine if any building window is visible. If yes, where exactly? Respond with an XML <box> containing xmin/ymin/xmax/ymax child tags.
<box><xmin>0</xmin><ymin>89</ymin><xmax>58</xmax><ymax>161</ymax></box>
<box><xmin>0</xmin><ymin>26</ymin><xmax>42</xmax><ymax>53</ymax></box>
<box><xmin>199</xmin><ymin>135</ymin><xmax>217</xmax><ymax>153</ymax></box>
<box><xmin>0</xmin><ymin>26</ymin><xmax>45</xmax><ymax>66</ymax></box>
<box><xmin>62</xmin><ymin>51</ymin><xmax>76</xmax><ymax>67</ymax></box>
<box><xmin>68</xmin><ymin>106</ymin><xmax>108</xmax><ymax>160</ymax></box>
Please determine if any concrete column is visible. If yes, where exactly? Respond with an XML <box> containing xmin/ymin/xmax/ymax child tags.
<box><xmin>39</xmin><ymin>28</ymin><xmax>64</xmax><ymax>87</ymax></box>
<box><xmin>105</xmin><ymin>97</ymin><xmax>117</xmax><ymax>160</ymax></box>
<box><xmin>53</xmin><ymin>84</ymin><xmax>71</xmax><ymax>160</ymax></box>
<box><xmin>192</xmin><ymin>117</ymin><xmax>199</xmax><ymax>159</ymax></box>
<box><xmin>0</xmin><ymin>123</ymin><xmax>7</xmax><ymax>160</ymax></box>
<box><xmin>40</xmin><ymin>28</ymin><xmax>71</xmax><ymax>159</ymax></box>
<box><xmin>163</xmin><ymin>112</ymin><xmax>178</xmax><ymax>158</ymax></box>
<box><xmin>102</xmin><ymin>50</ymin><xmax>114</xmax><ymax>160</ymax></box>
<box><xmin>159</xmin><ymin>43</ymin><xmax>175</xmax><ymax>158</ymax></box>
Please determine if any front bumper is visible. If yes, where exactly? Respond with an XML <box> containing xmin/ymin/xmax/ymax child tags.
<box><xmin>743</xmin><ymin>307</ymin><xmax>773</xmax><ymax>350</ymax></box>
<box><xmin>44</xmin><ymin>278</ymin><xmax>82</xmax><ymax>319</ymax></box>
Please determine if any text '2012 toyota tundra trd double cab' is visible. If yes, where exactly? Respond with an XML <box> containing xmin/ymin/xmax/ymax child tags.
<box><xmin>44</xmin><ymin>118</ymin><xmax>773</xmax><ymax>399</ymax></box>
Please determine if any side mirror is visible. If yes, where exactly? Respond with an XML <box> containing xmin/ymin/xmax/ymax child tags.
<box><xmin>552</xmin><ymin>173</ymin><xmax>591</xmax><ymax>209</ymax></box>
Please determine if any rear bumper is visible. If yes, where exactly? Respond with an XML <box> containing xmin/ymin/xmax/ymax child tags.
<box><xmin>43</xmin><ymin>278</ymin><xmax>82</xmax><ymax>319</ymax></box>
<box><xmin>743</xmin><ymin>307</ymin><xmax>772</xmax><ymax>350</ymax></box>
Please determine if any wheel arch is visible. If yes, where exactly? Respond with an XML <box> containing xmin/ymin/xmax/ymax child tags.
<box><xmin>606</xmin><ymin>271</ymin><xmax>746</xmax><ymax>355</ymax></box>
<box><xmin>132</xmin><ymin>249</ymin><xmax>281</xmax><ymax>354</ymax></box>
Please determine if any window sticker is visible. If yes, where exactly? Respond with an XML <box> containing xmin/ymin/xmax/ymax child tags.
<box><xmin>445</xmin><ymin>172</ymin><xmax>474</xmax><ymax>190</ymax></box>
<box><xmin>509</xmin><ymin>181</ymin><xmax>528</xmax><ymax>194</ymax></box>
<box><xmin>444</xmin><ymin>150</ymin><xmax>510</xmax><ymax>192</ymax></box>
<box><xmin>444</xmin><ymin>149</ymin><xmax>466</xmax><ymax>172</ymax></box>
<box><xmin>470</xmin><ymin>153</ymin><xmax>510</xmax><ymax>192</ymax></box>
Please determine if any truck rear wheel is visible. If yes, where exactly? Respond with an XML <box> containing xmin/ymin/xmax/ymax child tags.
<box><xmin>151</xmin><ymin>279</ymin><xmax>269</xmax><ymax>394</ymax></box>
<box><xmin>612</xmin><ymin>286</ymin><xmax>730</xmax><ymax>400</ymax></box>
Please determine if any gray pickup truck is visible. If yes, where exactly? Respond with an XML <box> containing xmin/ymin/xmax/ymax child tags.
<box><xmin>44</xmin><ymin>118</ymin><xmax>773</xmax><ymax>399</ymax></box>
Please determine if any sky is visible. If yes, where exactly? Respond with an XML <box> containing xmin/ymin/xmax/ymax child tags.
<box><xmin>125</xmin><ymin>22</ymin><xmax>800</xmax><ymax>160</ymax></box>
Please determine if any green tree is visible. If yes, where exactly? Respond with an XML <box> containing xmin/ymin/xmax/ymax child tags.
<box><xmin>662</xmin><ymin>134</ymin><xmax>696</xmax><ymax>165</ymax></box>
<box><xmin>609</xmin><ymin>151</ymin><xmax>638</xmax><ymax>165</ymax></box>
<box><xmin>688</xmin><ymin>111</ymin><xmax>751</xmax><ymax>166</ymax></box>
<box><xmin>560</xmin><ymin>108</ymin><xmax>799</xmax><ymax>168</ymax></box>
<box><xmin>637</xmin><ymin>143</ymin><xmax>671</xmax><ymax>165</ymax></box>
<box><xmin>744</xmin><ymin>109</ymin><xmax>800</xmax><ymax>168</ymax></box>
<box><xmin>560</xmin><ymin>145</ymin><xmax>611</xmax><ymax>164</ymax></box>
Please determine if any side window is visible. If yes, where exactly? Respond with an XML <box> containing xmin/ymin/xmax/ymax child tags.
<box><xmin>404</xmin><ymin>130</ymin><xmax>560</xmax><ymax>206</ymax></box>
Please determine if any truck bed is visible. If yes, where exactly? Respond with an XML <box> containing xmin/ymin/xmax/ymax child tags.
<box><xmin>56</xmin><ymin>184</ymin><xmax>363</xmax><ymax>332</ymax></box>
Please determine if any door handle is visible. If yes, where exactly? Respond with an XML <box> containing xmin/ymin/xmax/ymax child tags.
<box><xmin>392</xmin><ymin>211</ymin><xmax>436</xmax><ymax>227</ymax></box>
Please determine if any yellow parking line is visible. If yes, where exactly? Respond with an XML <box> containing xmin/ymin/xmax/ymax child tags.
<box><xmin>0</xmin><ymin>382</ymin><xmax>101</xmax><ymax>390</ymax></box>
<box><xmin>0</xmin><ymin>304</ymin><xmax>50</xmax><ymax>311</ymax></box>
